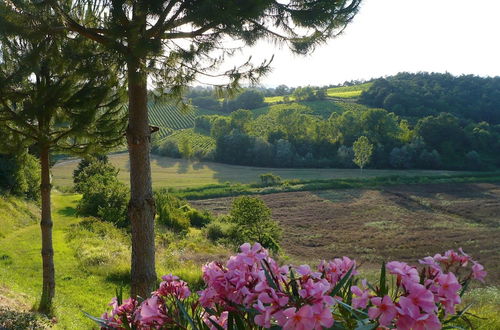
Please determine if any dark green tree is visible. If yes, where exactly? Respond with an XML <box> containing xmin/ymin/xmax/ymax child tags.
<box><xmin>40</xmin><ymin>0</ymin><xmax>362</xmax><ymax>298</ymax></box>
<box><xmin>0</xmin><ymin>5</ymin><xmax>126</xmax><ymax>313</ymax></box>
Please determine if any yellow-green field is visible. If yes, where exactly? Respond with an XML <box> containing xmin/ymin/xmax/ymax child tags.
<box><xmin>52</xmin><ymin>153</ymin><xmax>462</xmax><ymax>189</ymax></box>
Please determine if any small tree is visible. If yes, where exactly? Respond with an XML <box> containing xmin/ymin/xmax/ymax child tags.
<box><xmin>229</xmin><ymin>196</ymin><xmax>281</xmax><ymax>252</ymax></box>
<box><xmin>353</xmin><ymin>136</ymin><xmax>373</xmax><ymax>173</ymax></box>
<box><xmin>0</xmin><ymin>5</ymin><xmax>126</xmax><ymax>313</ymax></box>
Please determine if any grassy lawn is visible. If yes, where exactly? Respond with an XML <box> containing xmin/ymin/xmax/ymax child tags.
<box><xmin>0</xmin><ymin>193</ymin><xmax>118</xmax><ymax>329</ymax></box>
<box><xmin>51</xmin><ymin>153</ymin><xmax>463</xmax><ymax>189</ymax></box>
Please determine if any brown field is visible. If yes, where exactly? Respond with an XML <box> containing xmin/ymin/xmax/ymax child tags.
<box><xmin>191</xmin><ymin>182</ymin><xmax>500</xmax><ymax>285</ymax></box>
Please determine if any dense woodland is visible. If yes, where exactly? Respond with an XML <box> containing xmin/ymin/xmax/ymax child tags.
<box><xmin>154</xmin><ymin>73</ymin><xmax>500</xmax><ymax>171</ymax></box>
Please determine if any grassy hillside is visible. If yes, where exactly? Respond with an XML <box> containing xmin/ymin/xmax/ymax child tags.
<box><xmin>0</xmin><ymin>196</ymin><xmax>39</xmax><ymax>238</ymax></box>
<box><xmin>51</xmin><ymin>153</ymin><xmax>464</xmax><ymax>189</ymax></box>
<box><xmin>252</xmin><ymin>100</ymin><xmax>371</xmax><ymax>118</ymax></box>
<box><xmin>0</xmin><ymin>192</ymin><xmax>229</xmax><ymax>329</ymax></box>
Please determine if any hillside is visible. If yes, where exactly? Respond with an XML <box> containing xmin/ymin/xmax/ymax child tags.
<box><xmin>0</xmin><ymin>196</ymin><xmax>39</xmax><ymax>238</ymax></box>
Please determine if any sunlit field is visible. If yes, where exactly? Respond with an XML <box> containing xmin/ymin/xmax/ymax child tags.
<box><xmin>52</xmin><ymin>153</ymin><xmax>463</xmax><ymax>189</ymax></box>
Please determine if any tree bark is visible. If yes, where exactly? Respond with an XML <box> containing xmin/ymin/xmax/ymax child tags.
<box><xmin>39</xmin><ymin>146</ymin><xmax>55</xmax><ymax>314</ymax></box>
<box><xmin>127</xmin><ymin>58</ymin><xmax>157</xmax><ymax>298</ymax></box>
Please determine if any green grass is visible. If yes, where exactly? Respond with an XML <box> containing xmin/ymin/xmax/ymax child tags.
<box><xmin>0</xmin><ymin>196</ymin><xmax>39</xmax><ymax>238</ymax></box>
<box><xmin>170</xmin><ymin>171</ymin><xmax>500</xmax><ymax>200</ymax></box>
<box><xmin>0</xmin><ymin>192</ymin><xmax>231</xmax><ymax>329</ymax></box>
<box><xmin>51</xmin><ymin>153</ymin><xmax>465</xmax><ymax>190</ymax></box>
<box><xmin>0</xmin><ymin>193</ymin><xmax>120</xmax><ymax>329</ymax></box>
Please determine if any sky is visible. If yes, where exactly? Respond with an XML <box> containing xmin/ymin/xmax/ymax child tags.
<box><xmin>232</xmin><ymin>0</ymin><xmax>500</xmax><ymax>87</ymax></box>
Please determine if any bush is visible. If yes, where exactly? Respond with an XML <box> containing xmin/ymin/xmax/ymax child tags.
<box><xmin>73</xmin><ymin>156</ymin><xmax>118</xmax><ymax>193</ymax></box>
<box><xmin>228</xmin><ymin>196</ymin><xmax>281</xmax><ymax>252</ymax></box>
<box><xmin>155</xmin><ymin>190</ymin><xmax>190</xmax><ymax>234</ymax></box>
<box><xmin>186</xmin><ymin>209</ymin><xmax>213</xmax><ymax>228</ymax></box>
<box><xmin>77</xmin><ymin>177</ymin><xmax>129</xmax><ymax>227</ymax></box>
<box><xmin>157</xmin><ymin>140</ymin><xmax>181</xmax><ymax>158</ymax></box>
<box><xmin>93</xmin><ymin>246</ymin><xmax>487</xmax><ymax>330</ymax></box>
<box><xmin>204</xmin><ymin>221</ymin><xmax>230</xmax><ymax>242</ymax></box>
<box><xmin>259</xmin><ymin>173</ymin><xmax>282</xmax><ymax>186</ymax></box>
<box><xmin>0</xmin><ymin>152</ymin><xmax>40</xmax><ymax>200</ymax></box>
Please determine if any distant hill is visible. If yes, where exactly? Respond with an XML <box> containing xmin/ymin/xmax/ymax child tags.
<box><xmin>359</xmin><ymin>72</ymin><xmax>500</xmax><ymax>124</ymax></box>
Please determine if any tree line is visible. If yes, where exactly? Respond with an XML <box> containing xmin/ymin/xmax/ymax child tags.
<box><xmin>359</xmin><ymin>72</ymin><xmax>500</xmax><ymax>124</ymax></box>
<box><xmin>155</xmin><ymin>103</ymin><xmax>500</xmax><ymax>170</ymax></box>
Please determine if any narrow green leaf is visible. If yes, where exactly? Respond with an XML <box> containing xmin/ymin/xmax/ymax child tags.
<box><xmin>289</xmin><ymin>268</ymin><xmax>300</xmax><ymax>298</ymax></box>
<box><xmin>176</xmin><ymin>299</ymin><xmax>197</xmax><ymax>330</ymax></box>
<box><xmin>330</xmin><ymin>266</ymin><xmax>354</xmax><ymax>298</ymax></box>
<box><xmin>83</xmin><ymin>311</ymin><xmax>110</xmax><ymax>328</ymax></box>
<box><xmin>379</xmin><ymin>261</ymin><xmax>387</xmax><ymax>296</ymax></box>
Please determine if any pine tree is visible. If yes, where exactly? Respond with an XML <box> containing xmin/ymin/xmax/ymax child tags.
<box><xmin>0</xmin><ymin>4</ymin><xmax>126</xmax><ymax>313</ymax></box>
<box><xmin>38</xmin><ymin>0</ymin><xmax>362</xmax><ymax>298</ymax></box>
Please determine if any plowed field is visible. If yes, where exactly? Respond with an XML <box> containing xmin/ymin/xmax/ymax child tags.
<box><xmin>191</xmin><ymin>182</ymin><xmax>500</xmax><ymax>284</ymax></box>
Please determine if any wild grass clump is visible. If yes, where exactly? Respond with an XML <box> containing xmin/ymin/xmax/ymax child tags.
<box><xmin>0</xmin><ymin>307</ymin><xmax>52</xmax><ymax>330</ymax></box>
<box><xmin>0</xmin><ymin>196</ymin><xmax>38</xmax><ymax>238</ymax></box>
<box><xmin>65</xmin><ymin>218</ymin><xmax>130</xmax><ymax>275</ymax></box>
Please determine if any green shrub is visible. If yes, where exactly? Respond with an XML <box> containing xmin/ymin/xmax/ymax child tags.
<box><xmin>259</xmin><ymin>173</ymin><xmax>282</xmax><ymax>186</ymax></box>
<box><xmin>204</xmin><ymin>221</ymin><xmax>231</xmax><ymax>242</ymax></box>
<box><xmin>77</xmin><ymin>176</ymin><xmax>129</xmax><ymax>227</ymax></box>
<box><xmin>73</xmin><ymin>156</ymin><xmax>117</xmax><ymax>193</ymax></box>
<box><xmin>186</xmin><ymin>209</ymin><xmax>213</xmax><ymax>228</ymax></box>
<box><xmin>157</xmin><ymin>203</ymin><xmax>190</xmax><ymax>234</ymax></box>
<box><xmin>228</xmin><ymin>196</ymin><xmax>282</xmax><ymax>252</ymax></box>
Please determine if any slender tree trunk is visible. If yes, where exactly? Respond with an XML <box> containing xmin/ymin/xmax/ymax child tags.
<box><xmin>127</xmin><ymin>58</ymin><xmax>157</xmax><ymax>298</ymax></box>
<box><xmin>39</xmin><ymin>146</ymin><xmax>55</xmax><ymax>314</ymax></box>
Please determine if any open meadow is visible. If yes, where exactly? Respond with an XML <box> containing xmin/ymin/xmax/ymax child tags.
<box><xmin>52</xmin><ymin>153</ymin><xmax>463</xmax><ymax>189</ymax></box>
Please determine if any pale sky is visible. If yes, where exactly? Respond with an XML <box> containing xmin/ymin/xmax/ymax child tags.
<box><xmin>234</xmin><ymin>0</ymin><xmax>500</xmax><ymax>87</ymax></box>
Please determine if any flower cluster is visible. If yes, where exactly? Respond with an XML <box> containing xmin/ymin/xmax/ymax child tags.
<box><xmin>95</xmin><ymin>245</ymin><xmax>486</xmax><ymax>330</ymax></box>
<box><xmin>351</xmin><ymin>249</ymin><xmax>487</xmax><ymax>329</ymax></box>
<box><xmin>199</xmin><ymin>243</ymin><xmax>351</xmax><ymax>329</ymax></box>
<box><xmin>99</xmin><ymin>274</ymin><xmax>191</xmax><ymax>329</ymax></box>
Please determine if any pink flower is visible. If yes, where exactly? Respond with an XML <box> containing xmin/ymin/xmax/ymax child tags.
<box><xmin>282</xmin><ymin>305</ymin><xmax>316</xmax><ymax>330</ymax></box>
<box><xmin>437</xmin><ymin>273</ymin><xmax>461</xmax><ymax>298</ymax></box>
<box><xmin>204</xmin><ymin>311</ymin><xmax>228</xmax><ymax>330</ymax></box>
<box><xmin>368</xmin><ymin>295</ymin><xmax>397</xmax><ymax>326</ymax></box>
<box><xmin>136</xmin><ymin>295</ymin><xmax>167</xmax><ymax>326</ymax></box>
<box><xmin>386</xmin><ymin>261</ymin><xmax>419</xmax><ymax>287</ymax></box>
<box><xmin>312</xmin><ymin>306</ymin><xmax>334</xmax><ymax>329</ymax></box>
<box><xmin>398</xmin><ymin>283</ymin><xmax>437</xmax><ymax>318</ymax></box>
<box><xmin>155</xmin><ymin>274</ymin><xmax>191</xmax><ymax>299</ymax></box>
<box><xmin>472</xmin><ymin>262</ymin><xmax>487</xmax><ymax>282</ymax></box>
<box><xmin>351</xmin><ymin>280</ymin><xmax>370</xmax><ymax>309</ymax></box>
<box><xmin>413</xmin><ymin>313</ymin><xmax>442</xmax><ymax>330</ymax></box>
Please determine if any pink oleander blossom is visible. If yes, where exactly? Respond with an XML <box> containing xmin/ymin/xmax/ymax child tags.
<box><xmin>368</xmin><ymin>295</ymin><xmax>397</xmax><ymax>326</ymax></box>
<box><xmin>472</xmin><ymin>262</ymin><xmax>487</xmax><ymax>282</ymax></box>
<box><xmin>386</xmin><ymin>261</ymin><xmax>419</xmax><ymax>287</ymax></box>
<box><xmin>351</xmin><ymin>280</ymin><xmax>370</xmax><ymax>309</ymax></box>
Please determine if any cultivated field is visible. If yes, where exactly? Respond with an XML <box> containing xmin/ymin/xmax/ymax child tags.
<box><xmin>52</xmin><ymin>153</ymin><xmax>462</xmax><ymax>189</ymax></box>
<box><xmin>191</xmin><ymin>182</ymin><xmax>500</xmax><ymax>285</ymax></box>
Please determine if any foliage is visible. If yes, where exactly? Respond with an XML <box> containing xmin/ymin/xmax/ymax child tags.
<box><xmin>228</xmin><ymin>196</ymin><xmax>281</xmax><ymax>252</ymax></box>
<box><xmin>183</xmin><ymin>206</ymin><xmax>214</xmax><ymax>228</ymax></box>
<box><xmin>155</xmin><ymin>190</ymin><xmax>191</xmax><ymax>234</ymax></box>
<box><xmin>77</xmin><ymin>177</ymin><xmax>129</xmax><ymax>228</ymax></box>
<box><xmin>0</xmin><ymin>152</ymin><xmax>40</xmax><ymax>200</ymax></box>
<box><xmin>76</xmin><ymin>161</ymin><xmax>129</xmax><ymax>227</ymax></box>
<box><xmin>360</xmin><ymin>72</ymin><xmax>500</xmax><ymax>124</ymax></box>
<box><xmin>222</xmin><ymin>90</ymin><xmax>265</xmax><ymax>112</ymax></box>
<box><xmin>73</xmin><ymin>156</ymin><xmax>116</xmax><ymax>193</ymax></box>
<box><xmin>259</xmin><ymin>173</ymin><xmax>282</xmax><ymax>186</ymax></box>
<box><xmin>92</xmin><ymin>244</ymin><xmax>487</xmax><ymax>329</ymax></box>
<box><xmin>353</xmin><ymin>136</ymin><xmax>374</xmax><ymax>171</ymax></box>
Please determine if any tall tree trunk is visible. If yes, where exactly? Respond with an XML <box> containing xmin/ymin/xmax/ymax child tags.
<box><xmin>39</xmin><ymin>146</ymin><xmax>55</xmax><ymax>314</ymax></box>
<box><xmin>127</xmin><ymin>58</ymin><xmax>157</xmax><ymax>298</ymax></box>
